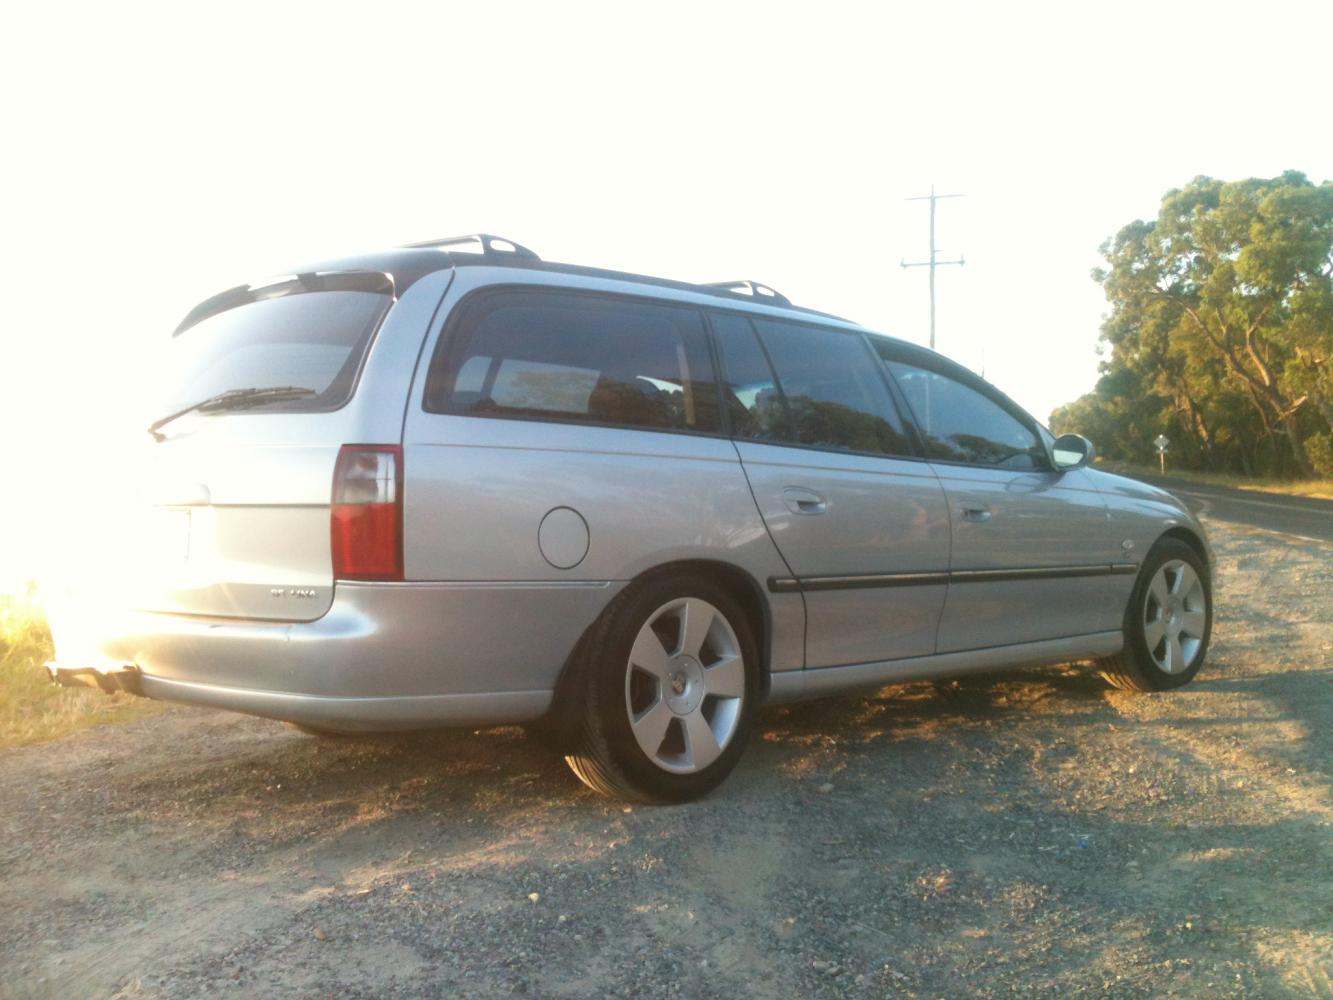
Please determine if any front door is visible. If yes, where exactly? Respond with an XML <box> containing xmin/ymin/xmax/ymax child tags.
<box><xmin>875</xmin><ymin>348</ymin><xmax>1121</xmax><ymax>652</ymax></box>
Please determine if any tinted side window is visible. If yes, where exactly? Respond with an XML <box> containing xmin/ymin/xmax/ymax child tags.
<box><xmin>878</xmin><ymin>352</ymin><xmax>1045</xmax><ymax>468</ymax></box>
<box><xmin>711</xmin><ymin>314</ymin><xmax>791</xmax><ymax>442</ymax></box>
<box><xmin>742</xmin><ymin>318</ymin><xmax>912</xmax><ymax>457</ymax></box>
<box><xmin>426</xmin><ymin>290</ymin><xmax>720</xmax><ymax>433</ymax></box>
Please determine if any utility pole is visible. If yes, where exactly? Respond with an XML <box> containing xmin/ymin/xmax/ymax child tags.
<box><xmin>901</xmin><ymin>185</ymin><xmax>965</xmax><ymax>350</ymax></box>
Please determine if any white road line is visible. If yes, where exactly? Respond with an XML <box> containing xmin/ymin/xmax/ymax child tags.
<box><xmin>1199</xmin><ymin>516</ymin><xmax>1331</xmax><ymax>548</ymax></box>
<box><xmin>1179</xmin><ymin>489</ymin><xmax>1333</xmax><ymax>513</ymax></box>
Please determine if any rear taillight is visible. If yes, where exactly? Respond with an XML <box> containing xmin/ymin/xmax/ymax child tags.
<box><xmin>331</xmin><ymin>445</ymin><xmax>403</xmax><ymax>581</ymax></box>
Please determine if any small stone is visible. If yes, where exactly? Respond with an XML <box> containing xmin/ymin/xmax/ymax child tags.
<box><xmin>557</xmin><ymin>914</ymin><xmax>568</xmax><ymax>924</ymax></box>
<box><xmin>528</xmin><ymin>892</ymin><xmax>541</xmax><ymax>904</ymax></box>
<box><xmin>313</xmin><ymin>927</ymin><xmax>327</xmax><ymax>941</ymax></box>
<box><xmin>817</xmin><ymin>783</ymin><xmax>835</xmax><ymax>794</ymax></box>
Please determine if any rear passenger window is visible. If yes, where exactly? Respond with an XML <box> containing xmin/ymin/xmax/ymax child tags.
<box><xmin>426</xmin><ymin>290</ymin><xmax>720</xmax><ymax>433</ymax></box>
<box><xmin>714</xmin><ymin>314</ymin><xmax>912</xmax><ymax>457</ymax></box>
<box><xmin>711</xmin><ymin>314</ymin><xmax>790</xmax><ymax>442</ymax></box>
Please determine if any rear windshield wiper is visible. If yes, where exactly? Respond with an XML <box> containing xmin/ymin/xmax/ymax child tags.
<box><xmin>147</xmin><ymin>386</ymin><xmax>317</xmax><ymax>441</ymax></box>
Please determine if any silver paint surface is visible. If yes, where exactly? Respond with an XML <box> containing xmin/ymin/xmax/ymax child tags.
<box><xmin>735</xmin><ymin>441</ymin><xmax>951</xmax><ymax>666</ymax></box>
<box><xmin>50</xmin><ymin>259</ymin><xmax>1216</xmax><ymax>731</ymax></box>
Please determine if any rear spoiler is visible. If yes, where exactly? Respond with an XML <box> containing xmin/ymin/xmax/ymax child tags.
<box><xmin>173</xmin><ymin>270</ymin><xmax>396</xmax><ymax>337</ymax></box>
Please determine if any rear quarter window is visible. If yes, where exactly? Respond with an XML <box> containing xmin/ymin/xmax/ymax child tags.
<box><xmin>425</xmin><ymin>288</ymin><xmax>721</xmax><ymax>434</ymax></box>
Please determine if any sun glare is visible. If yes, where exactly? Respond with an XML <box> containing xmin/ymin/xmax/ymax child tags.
<box><xmin>2</xmin><ymin>1</ymin><xmax>1330</xmax><ymax>598</ymax></box>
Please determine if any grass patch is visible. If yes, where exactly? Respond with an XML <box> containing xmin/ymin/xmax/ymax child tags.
<box><xmin>0</xmin><ymin>592</ymin><xmax>166</xmax><ymax>748</ymax></box>
<box><xmin>1097</xmin><ymin>461</ymin><xmax>1333</xmax><ymax>500</ymax></box>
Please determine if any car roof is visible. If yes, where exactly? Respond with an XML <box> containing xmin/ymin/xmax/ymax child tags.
<box><xmin>288</xmin><ymin>245</ymin><xmax>859</xmax><ymax>322</ymax></box>
<box><xmin>181</xmin><ymin>236</ymin><xmax>923</xmax><ymax>356</ymax></box>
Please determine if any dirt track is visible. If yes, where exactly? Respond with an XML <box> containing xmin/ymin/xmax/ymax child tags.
<box><xmin>2</xmin><ymin>520</ymin><xmax>1330</xmax><ymax>999</ymax></box>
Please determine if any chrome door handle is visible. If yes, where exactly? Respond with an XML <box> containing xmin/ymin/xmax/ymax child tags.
<box><xmin>782</xmin><ymin>487</ymin><xmax>828</xmax><ymax>515</ymax></box>
<box><xmin>961</xmin><ymin>506</ymin><xmax>992</xmax><ymax>522</ymax></box>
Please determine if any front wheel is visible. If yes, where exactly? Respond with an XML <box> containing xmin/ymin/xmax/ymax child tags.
<box><xmin>1099</xmin><ymin>537</ymin><xmax>1213</xmax><ymax>692</ymax></box>
<box><xmin>564</xmin><ymin>575</ymin><xmax>759</xmax><ymax>803</ymax></box>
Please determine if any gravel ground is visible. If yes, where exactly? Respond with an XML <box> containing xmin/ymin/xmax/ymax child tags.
<box><xmin>1</xmin><ymin>520</ymin><xmax>1330</xmax><ymax>1000</ymax></box>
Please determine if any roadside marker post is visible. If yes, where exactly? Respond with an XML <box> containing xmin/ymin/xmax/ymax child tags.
<box><xmin>1154</xmin><ymin>435</ymin><xmax>1170</xmax><ymax>474</ymax></box>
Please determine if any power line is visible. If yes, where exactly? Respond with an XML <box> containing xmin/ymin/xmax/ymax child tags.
<box><xmin>901</xmin><ymin>185</ymin><xmax>965</xmax><ymax>350</ymax></box>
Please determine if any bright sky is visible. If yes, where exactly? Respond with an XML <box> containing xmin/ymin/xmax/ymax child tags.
<box><xmin>2</xmin><ymin>0</ymin><xmax>1330</xmax><ymax>590</ymax></box>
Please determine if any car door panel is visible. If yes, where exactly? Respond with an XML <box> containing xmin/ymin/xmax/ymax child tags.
<box><xmin>737</xmin><ymin>442</ymin><xmax>951</xmax><ymax>666</ymax></box>
<box><xmin>712</xmin><ymin>312</ymin><xmax>951</xmax><ymax>669</ymax></box>
<box><xmin>873</xmin><ymin>342</ymin><xmax>1122</xmax><ymax>653</ymax></box>
<box><xmin>931</xmin><ymin>464</ymin><xmax>1120</xmax><ymax>651</ymax></box>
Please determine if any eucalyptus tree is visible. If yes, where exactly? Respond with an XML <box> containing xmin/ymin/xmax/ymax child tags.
<box><xmin>1074</xmin><ymin>171</ymin><xmax>1333</xmax><ymax>477</ymax></box>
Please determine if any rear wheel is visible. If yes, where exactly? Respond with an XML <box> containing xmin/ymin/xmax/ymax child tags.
<box><xmin>1099</xmin><ymin>538</ymin><xmax>1212</xmax><ymax>692</ymax></box>
<box><xmin>564</xmin><ymin>575</ymin><xmax>759</xmax><ymax>803</ymax></box>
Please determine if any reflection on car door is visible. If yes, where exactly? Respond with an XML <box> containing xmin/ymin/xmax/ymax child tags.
<box><xmin>877</xmin><ymin>348</ymin><xmax>1123</xmax><ymax>652</ymax></box>
<box><xmin>713</xmin><ymin>314</ymin><xmax>951</xmax><ymax>668</ymax></box>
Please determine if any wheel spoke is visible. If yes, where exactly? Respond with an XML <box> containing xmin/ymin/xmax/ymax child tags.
<box><xmin>1180</xmin><ymin>608</ymin><xmax>1207</xmax><ymax>639</ymax></box>
<box><xmin>630</xmin><ymin>699</ymin><xmax>673</xmax><ymax>755</ymax></box>
<box><xmin>1172</xmin><ymin>563</ymin><xmax>1198</xmax><ymax>597</ymax></box>
<box><xmin>678</xmin><ymin>598</ymin><xmax>714</xmax><ymax>659</ymax></box>
<box><xmin>1143</xmin><ymin>617</ymin><xmax>1167</xmax><ymax>652</ymax></box>
<box><xmin>1149</xmin><ymin>570</ymin><xmax>1170</xmax><ymax>608</ymax></box>
<box><xmin>683</xmin><ymin>710</ymin><xmax>722</xmax><ymax>770</ymax></box>
<box><xmin>630</xmin><ymin>627</ymin><xmax>671</xmax><ymax>678</ymax></box>
<box><xmin>1167</xmin><ymin>635</ymin><xmax>1186</xmax><ymax>673</ymax></box>
<box><xmin>704</xmin><ymin>654</ymin><xmax>745</xmax><ymax>698</ymax></box>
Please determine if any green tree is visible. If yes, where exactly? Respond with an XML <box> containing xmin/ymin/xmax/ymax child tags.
<box><xmin>1055</xmin><ymin>172</ymin><xmax>1333</xmax><ymax>477</ymax></box>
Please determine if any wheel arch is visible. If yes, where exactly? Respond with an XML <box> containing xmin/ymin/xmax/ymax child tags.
<box><xmin>538</xmin><ymin>558</ymin><xmax>773</xmax><ymax>744</ymax></box>
<box><xmin>1157</xmin><ymin>526</ymin><xmax>1210</xmax><ymax>571</ymax></box>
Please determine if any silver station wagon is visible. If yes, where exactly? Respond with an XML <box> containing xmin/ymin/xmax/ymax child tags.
<box><xmin>48</xmin><ymin>234</ymin><xmax>1215</xmax><ymax>802</ymax></box>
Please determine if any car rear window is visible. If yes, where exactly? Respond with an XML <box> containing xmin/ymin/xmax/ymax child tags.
<box><xmin>162</xmin><ymin>289</ymin><xmax>391</xmax><ymax>413</ymax></box>
<box><xmin>425</xmin><ymin>289</ymin><xmax>721</xmax><ymax>434</ymax></box>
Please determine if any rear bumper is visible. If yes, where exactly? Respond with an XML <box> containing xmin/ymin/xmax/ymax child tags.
<box><xmin>47</xmin><ymin>579</ymin><xmax>623</xmax><ymax>731</ymax></box>
<box><xmin>138</xmin><ymin>675</ymin><xmax>552</xmax><ymax>731</ymax></box>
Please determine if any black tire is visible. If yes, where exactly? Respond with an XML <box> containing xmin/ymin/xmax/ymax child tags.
<box><xmin>1099</xmin><ymin>537</ymin><xmax>1213</xmax><ymax>692</ymax></box>
<box><xmin>563</xmin><ymin>573</ymin><xmax>761</xmax><ymax>803</ymax></box>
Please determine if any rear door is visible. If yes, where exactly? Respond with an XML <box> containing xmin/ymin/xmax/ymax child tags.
<box><xmin>713</xmin><ymin>313</ymin><xmax>951</xmax><ymax>668</ymax></box>
<box><xmin>873</xmin><ymin>343</ymin><xmax>1121</xmax><ymax>652</ymax></box>
<box><xmin>134</xmin><ymin>277</ymin><xmax>396</xmax><ymax>621</ymax></box>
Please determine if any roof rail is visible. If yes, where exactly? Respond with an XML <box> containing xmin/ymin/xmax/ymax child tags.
<box><xmin>702</xmin><ymin>280</ymin><xmax>791</xmax><ymax>307</ymax></box>
<box><xmin>402</xmin><ymin>233</ymin><xmax>540</xmax><ymax>261</ymax></box>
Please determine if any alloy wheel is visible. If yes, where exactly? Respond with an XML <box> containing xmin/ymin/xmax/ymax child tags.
<box><xmin>1142</xmin><ymin>559</ymin><xmax>1208</xmax><ymax>674</ymax></box>
<box><xmin>623</xmin><ymin>597</ymin><xmax>746</xmax><ymax>774</ymax></box>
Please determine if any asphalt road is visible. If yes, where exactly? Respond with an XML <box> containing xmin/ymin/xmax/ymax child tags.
<box><xmin>1124</xmin><ymin>473</ymin><xmax>1333</xmax><ymax>543</ymax></box>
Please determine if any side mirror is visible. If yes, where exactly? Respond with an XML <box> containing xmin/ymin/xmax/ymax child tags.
<box><xmin>1052</xmin><ymin>433</ymin><xmax>1095</xmax><ymax>471</ymax></box>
